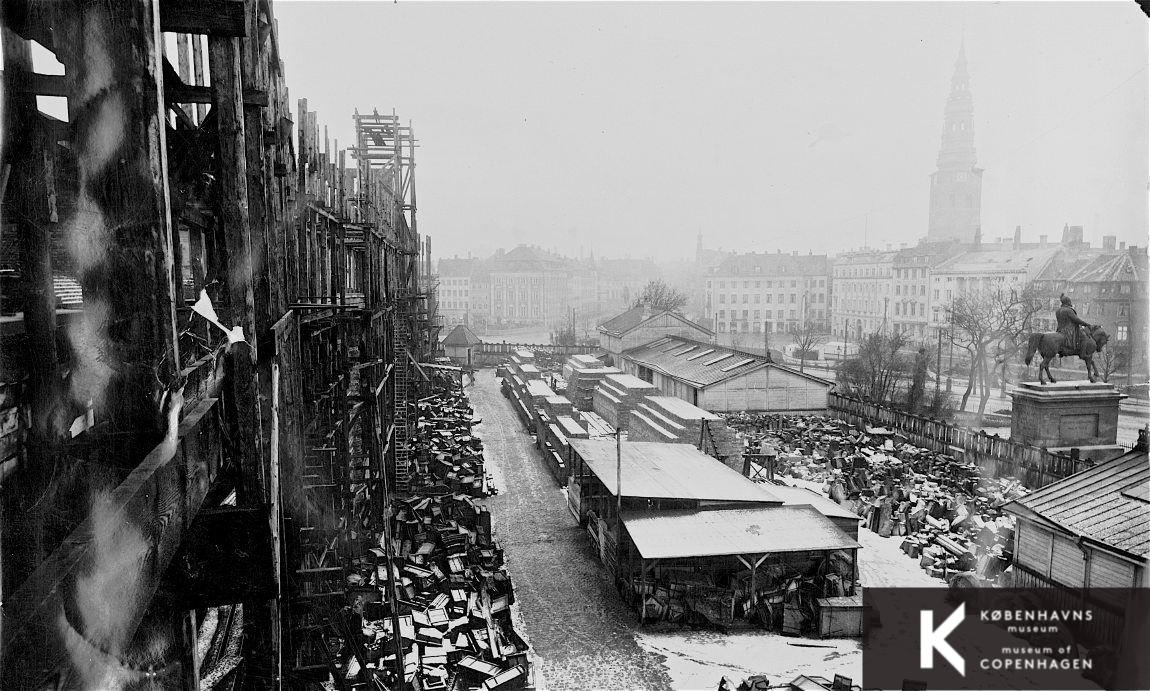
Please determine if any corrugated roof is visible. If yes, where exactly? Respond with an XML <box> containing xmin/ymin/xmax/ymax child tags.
<box><xmin>622</xmin><ymin>505</ymin><xmax>860</xmax><ymax>559</ymax></box>
<box><xmin>570</xmin><ymin>439</ymin><xmax>780</xmax><ymax>503</ymax></box>
<box><xmin>442</xmin><ymin>324</ymin><xmax>482</xmax><ymax>346</ymax></box>
<box><xmin>622</xmin><ymin>336</ymin><xmax>768</xmax><ymax>387</ymax></box>
<box><xmin>1003</xmin><ymin>449</ymin><xmax>1150</xmax><ymax>558</ymax></box>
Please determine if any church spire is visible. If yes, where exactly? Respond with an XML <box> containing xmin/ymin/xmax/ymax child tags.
<box><xmin>926</xmin><ymin>39</ymin><xmax>983</xmax><ymax>243</ymax></box>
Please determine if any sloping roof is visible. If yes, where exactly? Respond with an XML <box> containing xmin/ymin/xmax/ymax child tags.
<box><xmin>621</xmin><ymin>335</ymin><xmax>832</xmax><ymax>389</ymax></box>
<box><xmin>1002</xmin><ymin>449</ymin><xmax>1150</xmax><ymax>559</ymax></box>
<box><xmin>934</xmin><ymin>246</ymin><xmax>1059</xmax><ymax>275</ymax></box>
<box><xmin>622</xmin><ymin>505</ymin><xmax>860</xmax><ymax>559</ymax></box>
<box><xmin>598</xmin><ymin>304</ymin><xmax>648</xmax><ymax>335</ymax></box>
<box><xmin>1067</xmin><ymin>251</ymin><xmax>1148</xmax><ymax>285</ymax></box>
<box><xmin>597</xmin><ymin>306</ymin><xmax>714</xmax><ymax>338</ymax></box>
<box><xmin>766</xmin><ymin>483</ymin><xmax>861</xmax><ymax>521</ymax></box>
<box><xmin>569</xmin><ymin>438</ymin><xmax>780</xmax><ymax>504</ymax></box>
<box><xmin>620</xmin><ymin>336</ymin><xmax>767</xmax><ymax>386</ymax></box>
<box><xmin>715</xmin><ymin>252</ymin><xmax>830</xmax><ymax>277</ymax></box>
<box><xmin>442</xmin><ymin>324</ymin><xmax>482</xmax><ymax>346</ymax></box>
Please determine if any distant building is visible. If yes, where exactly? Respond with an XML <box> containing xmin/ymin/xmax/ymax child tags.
<box><xmin>927</xmin><ymin>242</ymin><xmax>1059</xmax><ymax>333</ymax></box>
<box><xmin>597</xmin><ymin>304</ymin><xmax>713</xmax><ymax>366</ymax></box>
<box><xmin>704</xmin><ymin>252</ymin><xmax>831</xmax><ymax>345</ymax></box>
<box><xmin>830</xmin><ymin>248</ymin><xmax>897</xmax><ymax>340</ymax></box>
<box><xmin>927</xmin><ymin>40</ymin><xmax>983</xmax><ymax>243</ymax></box>
<box><xmin>889</xmin><ymin>242</ymin><xmax>965</xmax><ymax>339</ymax></box>
<box><xmin>1033</xmin><ymin>237</ymin><xmax>1148</xmax><ymax>374</ymax></box>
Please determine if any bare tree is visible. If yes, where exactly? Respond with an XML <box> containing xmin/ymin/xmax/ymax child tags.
<box><xmin>945</xmin><ymin>284</ymin><xmax>1044</xmax><ymax>423</ymax></box>
<box><xmin>791</xmin><ymin>319</ymin><xmax>828</xmax><ymax>373</ymax></box>
<box><xmin>635</xmin><ymin>278</ymin><xmax>688</xmax><ymax>312</ymax></box>
<box><xmin>836</xmin><ymin>331</ymin><xmax>911</xmax><ymax>404</ymax></box>
<box><xmin>1097</xmin><ymin>343</ymin><xmax>1128</xmax><ymax>383</ymax></box>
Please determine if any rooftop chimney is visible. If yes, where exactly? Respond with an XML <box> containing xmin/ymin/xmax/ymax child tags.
<box><xmin>1013</xmin><ymin>226</ymin><xmax>1022</xmax><ymax>249</ymax></box>
<box><xmin>1120</xmin><ymin>241</ymin><xmax>1127</xmax><ymax>250</ymax></box>
<box><xmin>1062</xmin><ymin>224</ymin><xmax>1084</xmax><ymax>246</ymax></box>
<box><xmin>1039</xmin><ymin>234</ymin><xmax>1048</xmax><ymax>245</ymax></box>
<box><xmin>973</xmin><ymin>226</ymin><xmax>982</xmax><ymax>246</ymax></box>
<box><xmin>1103</xmin><ymin>235</ymin><xmax>1117</xmax><ymax>251</ymax></box>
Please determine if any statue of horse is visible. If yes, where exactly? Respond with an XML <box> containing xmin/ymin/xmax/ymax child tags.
<box><xmin>1023</xmin><ymin>325</ymin><xmax>1109</xmax><ymax>384</ymax></box>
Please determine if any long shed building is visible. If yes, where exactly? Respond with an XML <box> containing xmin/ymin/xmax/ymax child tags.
<box><xmin>619</xmin><ymin>336</ymin><xmax>833</xmax><ymax>412</ymax></box>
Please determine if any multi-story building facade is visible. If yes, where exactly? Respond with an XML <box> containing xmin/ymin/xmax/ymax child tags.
<box><xmin>830</xmin><ymin>249</ymin><xmax>897</xmax><ymax>340</ymax></box>
<box><xmin>1032</xmin><ymin>236</ymin><xmax>1148</xmax><ymax>375</ymax></box>
<box><xmin>890</xmin><ymin>242</ymin><xmax>965</xmax><ymax>339</ymax></box>
<box><xmin>927</xmin><ymin>242</ymin><xmax>1060</xmax><ymax>333</ymax></box>
<box><xmin>703</xmin><ymin>252</ymin><xmax>831</xmax><ymax>342</ymax></box>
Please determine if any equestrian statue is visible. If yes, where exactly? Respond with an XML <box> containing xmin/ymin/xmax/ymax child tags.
<box><xmin>1024</xmin><ymin>294</ymin><xmax>1110</xmax><ymax>384</ymax></box>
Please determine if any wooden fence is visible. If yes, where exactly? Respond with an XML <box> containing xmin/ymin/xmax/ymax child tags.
<box><xmin>827</xmin><ymin>393</ymin><xmax>1092</xmax><ymax>489</ymax></box>
<box><xmin>478</xmin><ymin>342</ymin><xmax>600</xmax><ymax>355</ymax></box>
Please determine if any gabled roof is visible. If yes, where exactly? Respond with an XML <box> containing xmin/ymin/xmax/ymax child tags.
<box><xmin>597</xmin><ymin>305</ymin><xmax>714</xmax><ymax>338</ymax></box>
<box><xmin>442</xmin><ymin>324</ymin><xmax>482</xmax><ymax>346</ymax></box>
<box><xmin>1067</xmin><ymin>251</ymin><xmax>1148</xmax><ymax>285</ymax></box>
<box><xmin>620</xmin><ymin>335</ymin><xmax>833</xmax><ymax>389</ymax></box>
<box><xmin>1001</xmin><ymin>448</ymin><xmax>1149</xmax><ymax>559</ymax></box>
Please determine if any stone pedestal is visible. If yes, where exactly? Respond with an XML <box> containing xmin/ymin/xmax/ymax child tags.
<box><xmin>1009</xmin><ymin>381</ymin><xmax>1125</xmax><ymax>459</ymax></box>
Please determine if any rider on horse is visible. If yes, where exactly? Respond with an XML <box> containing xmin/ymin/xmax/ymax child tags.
<box><xmin>1055</xmin><ymin>294</ymin><xmax>1093</xmax><ymax>356</ymax></box>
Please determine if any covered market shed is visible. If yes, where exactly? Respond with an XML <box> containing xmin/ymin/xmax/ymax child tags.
<box><xmin>619</xmin><ymin>505</ymin><xmax>860</xmax><ymax>626</ymax></box>
<box><xmin>566</xmin><ymin>438</ymin><xmax>862</xmax><ymax>631</ymax></box>
<box><xmin>619</xmin><ymin>335</ymin><xmax>833</xmax><ymax>412</ymax></box>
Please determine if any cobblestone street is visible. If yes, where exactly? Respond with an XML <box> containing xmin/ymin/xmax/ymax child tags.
<box><xmin>469</xmin><ymin>373</ymin><xmax>676</xmax><ymax>691</ymax></box>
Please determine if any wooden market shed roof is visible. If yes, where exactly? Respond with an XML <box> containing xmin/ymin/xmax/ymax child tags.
<box><xmin>1002</xmin><ymin>448</ymin><xmax>1150</xmax><ymax>559</ymax></box>
<box><xmin>442</xmin><ymin>324</ymin><xmax>482</xmax><ymax>346</ymax></box>
<box><xmin>621</xmin><ymin>335</ymin><xmax>833</xmax><ymax>389</ymax></box>
<box><xmin>569</xmin><ymin>438</ymin><xmax>780</xmax><ymax>504</ymax></box>
<box><xmin>622</xmin><ymin>505</ymin><xmax>860</xmax><ymax>560</ymax></box>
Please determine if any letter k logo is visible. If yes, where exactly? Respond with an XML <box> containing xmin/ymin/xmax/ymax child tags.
<box><xmin>921</xmin><ymin>604</ymin><xmax>965</xmax><ymax>676</ymax></box>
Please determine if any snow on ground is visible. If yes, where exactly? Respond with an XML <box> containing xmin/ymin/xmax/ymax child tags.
<box><xmin>636</xmin><ymin>629</ymin><xmax>860</xmax><ymax>691</ymax></box>
<box><xmin>857</xmin><ymin>527</ymin><xmax>945</xmax><ymax>588</ymax></box>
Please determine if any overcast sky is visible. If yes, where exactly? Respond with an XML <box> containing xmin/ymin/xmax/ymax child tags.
<box><xmin>276</xmin><ymin>1</ymin><xmax>1148</xmax><ymax>261</ymax></box>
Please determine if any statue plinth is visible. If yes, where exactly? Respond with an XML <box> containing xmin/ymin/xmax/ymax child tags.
<box><xmin>1009</xmin><ymin>381</ymin><xmax>1126</xmax><ymax>460</ymax></box>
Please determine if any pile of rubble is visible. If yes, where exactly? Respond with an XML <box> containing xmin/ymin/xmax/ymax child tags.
<box><xmin>332</xmin><ymin>373</ymin><xmax>531</xmax><ymax>690</ymax></box>
<box><xmin>412</xmin><ymin>388</ymin><xmax>489</xmax><ymax>497</ymax></box>
<box><xmin>724</xmin><ymin>412</ymin><xmax>1023</xmax><ymax>585</ymax></box>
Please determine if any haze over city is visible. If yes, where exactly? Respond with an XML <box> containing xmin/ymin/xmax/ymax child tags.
<box><xmin>277</xmin><ymin>1</ymin><xmax>1148</xmax><ymax>261</ymax></box>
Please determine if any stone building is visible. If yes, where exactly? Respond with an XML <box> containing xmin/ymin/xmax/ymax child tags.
<box><xmin>703</xmin><ymin>252</ymin><xmax>831</xmax><ymax>346</ymax></box>
<box><xmin>927</xmin><ymin>40</ymin><xmax>983</xmax><ymax>243</ymax></box>
<box><xmin>830</xmin><ymin>248</ymin><xmax>897</xmax><ymax>340</ymax></box>
<box><xmin>927</xmin><ymin>242</ymin><xmax>1059</xmax><ymax>333</ymax></box>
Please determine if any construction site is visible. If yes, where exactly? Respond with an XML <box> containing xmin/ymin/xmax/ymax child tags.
<box><xmin>0</xmin><ymin>1</ymin><xmax>544</xmax><ymax>689</ymax></box>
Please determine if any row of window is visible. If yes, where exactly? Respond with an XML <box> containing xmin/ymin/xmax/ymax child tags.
<box><xmin>715</xmin><ymin>292</ymin><xmax>825</xmax><ymax>305</ymax></box>
<box><xmin>710</xmin><ymin>279</ymin><xmax>826</xmax><ymax>289</ymax></box>
<box><xmin>717</xmin><ymin>321</ymin><xmax>814</xmax><ymax>334</ymax></box>
<box><xmin>715</xmin><ymin>308</ymin><xmax>824</xmax><ymax>321</ymax></box>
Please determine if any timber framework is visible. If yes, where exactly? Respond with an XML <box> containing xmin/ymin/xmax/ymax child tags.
<box><xmin>0</xmin><ymin>0</ymin><xmax>441</xmax><ymax>687</ymax></box>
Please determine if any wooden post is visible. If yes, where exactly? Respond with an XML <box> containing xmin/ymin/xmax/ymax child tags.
<box><xmin>208</xmin><ymin>32</ymin><xmax>263</xmax><ymax>500</ymax></box>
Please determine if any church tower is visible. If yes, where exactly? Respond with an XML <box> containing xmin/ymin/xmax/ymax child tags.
<box><xmin>927</xmin><ymin>40</ymin><xmax>983</xmax><ymax>243</ymax></box>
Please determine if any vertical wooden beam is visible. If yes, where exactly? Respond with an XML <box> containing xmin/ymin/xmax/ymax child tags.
<box><xmin>208</xmin><ymin>33</ymin><xmax>263</xmax><ymax>500</ymax></box>
<box><xmin>191</xmin><ymin>34</ymin><xmax>206</xmax><ymax>123</ymax></box>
